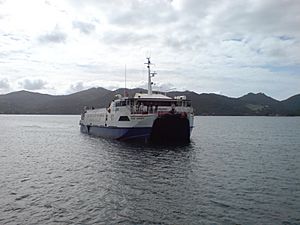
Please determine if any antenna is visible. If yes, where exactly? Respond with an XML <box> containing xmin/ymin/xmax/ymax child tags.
<box><xmin>144</xmin><ymin>57</ymin><xmax>153</xmax><ymax>95</ymax></box>
<box><xmin>124</xmin><ymin>64</ymin><xmax>127</xmax><ymax>97</ymax></box>
<box><xmin>151</xmin><ymin>71</ymin><xmax>157</xmax><ymax>77</ymax></box>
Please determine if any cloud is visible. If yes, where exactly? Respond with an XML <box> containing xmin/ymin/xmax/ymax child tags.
<box><xmin>72</xmin><ymin>20</ymin><xmax>95</xmax><ymax>34</ymax></box>
<box><xmin>69</xmin><ymin>81</ymin><xmax>88</xmax><ymax>93</ymax></box>
<box><xmin>102</xmin><ymin>30</ymin><xmax>156</xmax><ymax>46</ymax></box>
<box><xmin>155</xmin><ymin>82</ymin><xmax>176</xmax><ymax>92</ymax></box>
<box><xmin>19</xmin><ymin>79</ymin><xmax>47</xmax><ymax>90</ymax></box>
<box><xmin>38</xmin><ymin>26</ymin><xmax>67</xmax><ymax>44</ymax></box>
<box><xmin>0</xmin><ymin>78</ymin><xmax>10</xmax><ymax>89</ymax></box>
<box><xmin>192</xmin><ymin>0</ymin><xmax>300</xmax><ymax>48</ymax></box>
<box><xmin>0</xmin><ymin>0</ymin><xmax>299</xmax><ymax>99</ymax></box>
<box><xmin>108</xmin><ymin>0</ymin><xmax>177</xmax><ymax>27</ymax></box>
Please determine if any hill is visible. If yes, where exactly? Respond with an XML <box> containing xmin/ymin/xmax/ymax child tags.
<box><xmin>281</xmin><ymin>94</ymin><xmax>300</xmax><ymax>116</ymax></box>
<box><xmin>0</xmin><ymin>88</ymin><xmax>299</xmax><ymax>116</ymax></box>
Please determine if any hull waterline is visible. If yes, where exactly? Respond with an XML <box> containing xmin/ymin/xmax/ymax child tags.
<box><xmin>80</xmin><ymin>125</ymin><xmax>152</xmax><ymax>141</ymax></box>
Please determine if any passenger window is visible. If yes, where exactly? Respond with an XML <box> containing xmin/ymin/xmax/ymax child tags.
<box><xmin>118</xmin><ymin>116</ymin><xmax>130</xmax><ymax>121</ymax></box>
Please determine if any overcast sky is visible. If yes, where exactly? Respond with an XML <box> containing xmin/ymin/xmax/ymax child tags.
<box><xmin>0</xmin><ymin>0</ymin><xmax>299</xmax><ymax>99</ymax></box>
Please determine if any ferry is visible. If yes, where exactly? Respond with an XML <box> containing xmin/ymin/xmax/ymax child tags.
<box><xmin>79</xmin><ymin>58</ymin><xmax>194</xmax><ymax>142</ymax></box>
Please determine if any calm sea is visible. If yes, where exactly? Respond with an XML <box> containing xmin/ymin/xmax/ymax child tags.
<box><xmin>0</xmin><ymin>115</ymin><xmax>299</xmax><ymax>225</ymax></box>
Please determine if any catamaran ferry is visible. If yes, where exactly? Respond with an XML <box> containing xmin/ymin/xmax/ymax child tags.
<box><xmin>79</xmin><ymin>58</ymin><xmax>194</xmax><ymax>142</ymax></box>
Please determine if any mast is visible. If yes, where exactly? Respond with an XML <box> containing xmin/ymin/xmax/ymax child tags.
<box><xmin>145</xmin><ymin>57</ymin><xmax>156</xmax><ymax>95</ymax></box>
<box><xmin>124</xmin><ymin>64</ymin><xmax>127</xmax><ymax>97</ymax></box>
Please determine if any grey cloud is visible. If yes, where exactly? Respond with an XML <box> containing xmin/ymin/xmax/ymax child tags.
<box><xmin>72</xmin><ymin>20</ymin><xmax>96</xmax><ymax>34</ymax></box>
<box><xmin>76</xmin><ymin>63</ymin><xmax>108</xmax><ymax>74</ymax></box>
<box><xmin>69</xmin><ymin>82</ymin><xmax>87</xmax><ymax>93</ymax></box>
<box><xmin>2</xmin><ymin>33</ymin><xmax>26</xmax><ymax>42</ymax></box>
<box><xmin>102</xmin><ymin>31</ymin><xmax>156</xmax><ymax>45</ymax></box>
<box><xmin>278</xmin><ymin>36</ymin><xmax>294</xmax><ymax>41</ymax></box>
<box><xmin>163</xmin><ymin>34</ymin><xmax>204</xmax><ymax>51</ymax></box>
<box><xmin>70</xmin><ymin>0</ymin><xmax>178</xmax><ymax>26</ymax></box>
<box><xmin>1</xmin><ymin>0</ymin><xmax>299</xmax><ymax>99</ymax></box>
<box><xmin>164</xmin><ymin>36</ymin><xmax>186</xmax><ymax>50</ymax></box>
<box><xmin>113</xmin><ymin>1</ymin><xmax>178</xmax><ymax>27</ymax></box>
<box><xmin>0</xmin><ymin>78</ymin><xmax>9</xmax><ymax>89</ymax></box>
<box><xmin>38</xmin><ymin>27</ymin><xmax>67</xmax><ymax>44</ymax></box>
<box><xmin>19</xmin><ymin>79</ymin><xmax>47</xmax><ymax>90</ymax></box>
<box><xmin>161</xmin><ymin>0</ymin><xmax>300</xmax><ymax>65</ymax></box>
<box><xmin>164</xmin><ymin>0</ymin><xmax>300</xmax><ymax>53</ymax></box>
<box><xmin>210</xmin><ymin>0</ymin><xmax>300</xmax><ymax>37</ymax></box>
<box><xmin>176</xmin><ymin>0</ymin><xmax>218</xmax><ymax>17</ymax></box>
<box><xmin>110</xmin><ymin>7</ymin><xmax>177</xmax><ymax>27</ymax></box>
<box><xmin>155</xmin><ymin>83</ymin><xmax>175</xmax><ymax>92</ymax></box>
<box><xmin>44</xmin><ymin>0</ymin><xmax>51</xmax><ymax>6</ymax></box>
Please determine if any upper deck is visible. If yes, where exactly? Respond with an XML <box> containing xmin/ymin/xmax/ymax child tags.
<box><xmin>114</xmin><ymin>93</ymin><xmax>192</xmax><ymax>108</ymax></box>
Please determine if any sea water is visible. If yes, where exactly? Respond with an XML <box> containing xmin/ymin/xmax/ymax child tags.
<box><xmin>0</xmin><ymin>115</ymin><xmax>299</xmax><ymax>224</ymax></box>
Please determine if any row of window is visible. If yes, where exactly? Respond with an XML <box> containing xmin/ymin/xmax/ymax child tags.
<box><xmin>115</xmin><ymin>100</ymin><xmax>191</xmax><ymax>107</ymax></box>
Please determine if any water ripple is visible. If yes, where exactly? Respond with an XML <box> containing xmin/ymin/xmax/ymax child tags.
<box><xmin>0</xmin><ymin>115</ymin><xmax>300</xmax><ymax>224</ymax></box>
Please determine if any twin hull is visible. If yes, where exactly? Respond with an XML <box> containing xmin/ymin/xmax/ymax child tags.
<box><xmin>80</xmin><ymin>113</ymin><xmax>193</xmax><ymax>142</ymax></box>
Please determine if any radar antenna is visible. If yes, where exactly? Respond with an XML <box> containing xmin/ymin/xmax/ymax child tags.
<box><xmin>144</xmin><ymin>57</ymin><xmax>156</xmax><ymax>95</ymax></box>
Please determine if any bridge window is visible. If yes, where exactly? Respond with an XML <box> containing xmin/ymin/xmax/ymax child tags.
<box><xmin>115</xmin><ymin>101</ymin><xmax>127</xmax><ymax>107</ymax></box>
<box><xmin>118</xmin><ymin>116</ymin><xmax>130</xmax><ymax>121</ymax></box>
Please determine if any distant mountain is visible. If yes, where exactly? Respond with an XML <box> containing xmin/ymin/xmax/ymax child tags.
<box><xmin>281</xmin><ymin>94</ymin><xmax>300</xmax><ymax>116</ymax></box>
<box><xmin>0</xmin><ymin>88</ymin><xmax>299</xmax><ymax>116</ymax></box>
<box><xmin>0</xmin><ymin>88</ymin><xmax>111</xmax><ymax>114</ymax></box>
<box><xmin>0</xmin><ymin>91</ymin><xmax>55</xmax><ymax>114</ymax></box>
<box><xmin>168</xmin><ymin>91</ymin><xmax>244</xmax><ymax>115</ymax></box>
<box><xmin>237</xmin><ymin>92</ymin><xmax>284</xmax><ymax>116</ymax></box>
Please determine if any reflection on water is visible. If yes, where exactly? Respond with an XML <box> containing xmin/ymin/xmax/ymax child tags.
<box><xmin>97</xmin><ymin>140</ymin><xmax>196</xmax><ymax>224</ymax></box>
<box><xmin>0</xmin><ymin>115</ymin><xmax>300</xmax><ymax>224</ymax></box>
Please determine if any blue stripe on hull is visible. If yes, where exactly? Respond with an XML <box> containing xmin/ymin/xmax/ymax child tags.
<box><xmin>80</xmin><ymin>125</ymin><xmax>152</xmax><ymax>141</ymax></box>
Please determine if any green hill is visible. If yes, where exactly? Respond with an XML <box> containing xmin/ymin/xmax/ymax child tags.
<box><xmin>0</xmin><ymin>89</ymin><xmax>299</xmax><ymax>116</ymax></box>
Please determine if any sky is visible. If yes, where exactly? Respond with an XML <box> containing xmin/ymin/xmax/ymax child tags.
<box><xmin>0</xmin><ymin>0</ymin><xmax>299</xmax><ymax>100</ymax></box>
